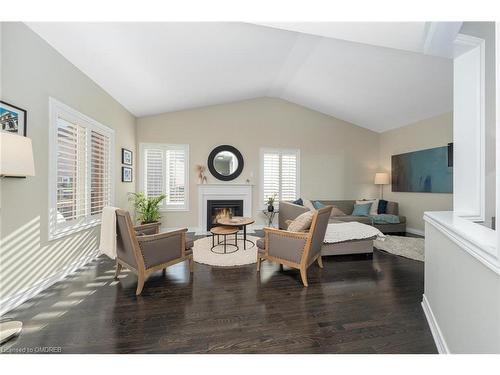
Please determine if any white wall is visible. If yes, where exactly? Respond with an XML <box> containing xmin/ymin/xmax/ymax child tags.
<box><xmin>379</xmin><ymin>112</ymin><xmax>453</xmax><ymax>234</ymax></box>
<box><xmin>0</xmin><ymin>23</ymin><xmax>136</xmax><ymax>311</ymax></box>
<box><xmin>422</xmin><ymin>22</ymin><xmax>500</xmax><ymax>354</ymax></box>
<box><xmin>423</xmin><ymin>221</ymin><xmax>500</xmax><ymax>353</ymax></box>
<box><xmin>136</xmin><ymin>97</ymin><xmax>381</xmax><ymax>229</ymax></box>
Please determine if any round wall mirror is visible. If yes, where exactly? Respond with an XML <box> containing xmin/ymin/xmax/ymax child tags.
<box><xmin>208</xmin><ymin>145</ymin><xmax>244</xmax><ymax>181</ymax></box>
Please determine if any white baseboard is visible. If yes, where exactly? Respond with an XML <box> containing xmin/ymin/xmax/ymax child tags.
<box><xmin>421</xmin><ymin>294</ymin><xmax>450</xmax><ymax>354</ymax></box>
<box><xmin>407</xmin><ymin>227</ymin><xmax>425</xmax><ymax>236</ymax></box>
<box><xmin>0</xmin><ymin>250</ymin><xmax>99</xmax><ymax>316</ymax></box>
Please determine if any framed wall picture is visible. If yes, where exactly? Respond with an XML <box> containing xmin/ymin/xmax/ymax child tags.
<box><xmin>122</xmin><ymin>167</ymin><xmax>133</xmax><ymax>182</ymax></box>
<box><xmin>0</xmin><ymin>101</ymin><xmax>27</xmax><ymax>136</ymax></box>
<box><xmin>122</xmin><ymin>148</ymin><xmax>133</xmax><ymax>165</ymax></box>
<box><xmin>392</xmin><ymin>145</ymin><xmax>453</xmax><ymax>193</ymax></box>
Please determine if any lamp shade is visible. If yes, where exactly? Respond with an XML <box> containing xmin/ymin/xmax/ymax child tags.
<box><xmin>374</xmin><ymin>172</ymin><xmax>389</xmax><ymax>185</ymax></box>
<box><xmin>0</xmin><ymin>132</ymin><xmax>35</xmax><ymax>177</ymax></box>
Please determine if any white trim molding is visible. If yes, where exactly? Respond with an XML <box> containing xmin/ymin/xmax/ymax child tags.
<box><xmin>452</xmin><ymin>34</ymin><xmax>486</xmax><ymax>223</ymax></box>
<box><xmin>496</xmin><ymin>22</ymin><xmax>500</xmax><ymax>264</ymax></box>
<box><xmin>424</xmin><ymin>211</ymin><xmax>499</xmax><ymax>275</ymax></box>
<box><xmin>197</xmin><ymin>183</ymin><xmax>253</xmax><ymax>233</ymax></box>
<box><xmin>406</xmin><ymin>227</ymin><xmax>425</xmax><ymax>237</ymax></box>
<box><xmin>421</xmin><ymin>294</ymin><xmax>450</xmax><ymax>354</ymax></box>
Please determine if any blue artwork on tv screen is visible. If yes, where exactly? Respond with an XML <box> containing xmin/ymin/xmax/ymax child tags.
<box><xmin>391</xmin><ymin>146</ymin><xmax>453</xmax><ymax>193</ymax></box>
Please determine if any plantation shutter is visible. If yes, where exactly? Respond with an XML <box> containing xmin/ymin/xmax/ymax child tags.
<box><xmin>90</xmin><ymin>130</ymin><xmax>112</xmax><ymax>215</ymax></box>
<box><xmin>263</xmin><ymin>151</ymin><xmax>280</xmax><ymax>206</ymax></box>
<box><xmin>50</xmin><ymin>98</ymin><xmax>115</xmax><ymax>240</ymax></box>
<box><xmin>165</xmin><ymin>148</ymin><xmax>186</xmax><ymax>207</ymax></box>
<box><xmin>262</xmin><ymin>149</ymin><xmax>299</xmax><ymax>207</ymax></box>
<box><xmin>56</xmin><ymin>117</ymin><xmax>88</xmax><ymax>224</ymax></box>
<box><xmin>144</xmin><ymin>148</ymin><xmax>164</xmax><ymax>199</ymax></box>
<box><xmin>141</xmin><ymin>144</ymin><xmax>189</xmax><ymax>210</ymax></box>
<box><xmin>280</xmin><ymin>153</ymin><xmax>297</xmax><ymax>201</ymax></box>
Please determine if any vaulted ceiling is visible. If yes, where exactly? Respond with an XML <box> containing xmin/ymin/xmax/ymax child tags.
<box><xmin>27</xmin><ymin>22</ymin><xmax>453</xmax><ymax>132</ymax></box>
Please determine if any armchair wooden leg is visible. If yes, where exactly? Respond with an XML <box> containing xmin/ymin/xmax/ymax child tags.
<box><xmin>136</xmin><ymin>271</ymin><xmax>145</xmax><ymax>295</ymax></box>
<box><xmin>256</xmin><ymin>256</ymin><xmax>262</xmax><ymax>272</ymax></box>
<box><xmin>188</xmin><ymin>256</ymin><xmax>194</xmax><ymax>273</ymax></box>
<box><xmin>114</xmin><ymin>262</ymin><xmax>122</xmax><ymax>280</ymax></box>
<box><xmin>300</xmin><ymin>267</ymin><xmax>309</xmax><ymax>287</ymax></box>
<box><xmin>317</xmin><ymin>256</ymin><xmax>323</xmax><ymax>269</ymax></box>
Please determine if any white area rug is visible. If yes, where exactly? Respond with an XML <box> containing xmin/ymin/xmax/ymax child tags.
<box><xmin>374</xmin><ymin>235</ymin><xmax>424</xmax><ymax>262</ymax></box>
<box><xmin>193</xmin><ymin>235</ymin><xmax>259</xmax><ymax>267</ymax></box>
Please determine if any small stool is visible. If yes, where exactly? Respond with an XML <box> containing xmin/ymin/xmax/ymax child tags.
<box><xmin>210</xmin><ymin>226</ymin><xmax>239</xmax><ymax>254</ymax></box>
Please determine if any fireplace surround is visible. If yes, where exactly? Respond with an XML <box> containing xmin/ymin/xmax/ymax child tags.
<box><xmin>198</xmin><ymin>184</ymin><xmax>253</xmax><ymax>233</ymax></box>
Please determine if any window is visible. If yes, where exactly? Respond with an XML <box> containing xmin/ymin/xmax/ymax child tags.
<box><xmin>140</xmin><ymin>143</ymin><xmax>189</xmax><ymax>211</ymax></box>
<box><xmin>260</xmin><ymin>148</ymin><xmax>300</xmax><ymax>207</ymax></box>
<box><xmin>49</xmin><ymin>98</ymin><xmax>114</xmax><ymax>240</ymax></box>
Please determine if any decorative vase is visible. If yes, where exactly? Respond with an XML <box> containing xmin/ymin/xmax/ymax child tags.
<box><xmin>267</xmin><ymin>205</ymin><xmax>274</xmax><ymax>212</ymax></box>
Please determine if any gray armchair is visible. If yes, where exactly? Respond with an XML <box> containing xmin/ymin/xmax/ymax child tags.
<box><xmin>114</xmin><ymin>209</ymin><xmax>194</xmax><ymax>295</ymax></box>
<box><xmin>256</xmin><ymin>206</ymin><xmax>332</xmax><ymax>286</ymax></box>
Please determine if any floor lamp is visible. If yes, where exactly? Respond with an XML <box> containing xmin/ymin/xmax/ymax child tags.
<box><xmin>374</xmin><ymin>172</ymin><xmax>390</xmax><ymax>199</ymax></box>
<box><xmin>0</xmin><ymin>131</ymin><xmax>36</xmax><ymax>345</ymax></box>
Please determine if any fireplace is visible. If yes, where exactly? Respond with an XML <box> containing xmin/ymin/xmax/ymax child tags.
<box><xmin>207</xmin><ymin>199</ymin><xmax>243</xmax><ymax>230</ymax></box>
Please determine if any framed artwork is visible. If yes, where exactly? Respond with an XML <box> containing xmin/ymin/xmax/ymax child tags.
<box><xmin>122</xmin><ymin>148</ymin><xmax>133</xmax><ymax>165</ymax></box>
<box><xmin>122</xmin><ymin>167</ymin><xmax>133</xmax><ymax>182</ymax></box>
<box><xmin>392</xmin><ymin>145</ymin><xmax>453</xmax><ymax>193</ymax></box>
<box><xmin>0</xmin><ymin>101</ymin><xmax>27</xmax><ymax>136</ymax></box>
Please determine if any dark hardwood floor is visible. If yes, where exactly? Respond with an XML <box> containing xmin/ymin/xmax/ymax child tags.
<box><xmin>2</xmin><ymin>234</ymin><xmax>436</xmax><ymax>354</ymax></box>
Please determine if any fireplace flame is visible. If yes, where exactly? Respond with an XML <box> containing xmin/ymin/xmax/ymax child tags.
<box><xmin>214</xmin><ymin>208</ymin><xmax>233</xmax><ymax>222</ymax></box>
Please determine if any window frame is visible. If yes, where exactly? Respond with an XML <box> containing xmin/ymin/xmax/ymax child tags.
<box><xmin>139</xmin><ymin>142</ymin><xmax>190</xmax><ymax>212</ymax></box>
<box><xmin>260</xmin><ymin>147</ymin><xmax>301</xmax><ymax>209</ymax></box>
<box><xmin>48</xmin><ymin>97</ymin><xmax>115</xmax><ymax>241</ymax></box>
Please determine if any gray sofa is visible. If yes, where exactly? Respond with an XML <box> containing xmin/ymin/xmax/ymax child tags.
<box><xmin>279</xmin><ymin>200</ymin><xmax>406</xmax><ymax>234</ymax></box>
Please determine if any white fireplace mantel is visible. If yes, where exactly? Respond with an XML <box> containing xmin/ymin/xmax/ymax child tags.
<box><xmin>198</xmin><ymin>184</ymin><xmax>253</xmax><ymax>233</ymax></box>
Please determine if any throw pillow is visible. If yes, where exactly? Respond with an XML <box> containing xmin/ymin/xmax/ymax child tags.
<box><xmin>287</xmin><ymin>211</ymin><xmax>314</xmax><ymax>232</ymax></box>
<box><xmin>356</xmin><ymin>199</ymin><xmax>379</xmax><ymax>216</ymax></box>
<box><xmin>292</xmin><ymin>198</ymin><xmax>304</xmax><ymax>206</ymax></box>
<box><xmin>378</xmin><ymin>199</ymin><xmax>388</xmax><ymax>214</ymax></box>
<box><xmin>352</xmin><ymin>202</ymin><xmax>372</xmax><ymax>217</ymax></box>
<box><xmin>303</xmin><ymin>199</ymin><xmax>316</xmax><ymax>211</ymax></box>
<box><xmin>330</xmin><ymin>205</ymin><xmax>346</xmax><ymax>217</ymax></box>
<box><xmin>312</xmin><ymin>200</ymin><xmax>326</xmax><ymax>209</ymax></box>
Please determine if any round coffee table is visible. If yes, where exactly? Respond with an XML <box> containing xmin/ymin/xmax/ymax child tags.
<box><xmin>210</xmin><ymin>226</ymin><xmax>239</xmax><ymax>254</ymax></box>
<box><xmin>217</xmin><ymin>216</ymin><xmax>255</xmax><ymax>250</ymax></box>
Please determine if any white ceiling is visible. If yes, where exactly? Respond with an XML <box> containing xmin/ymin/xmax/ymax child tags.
<box><xmin>27</xmin><ymin>22</ymin><xmax>453</xmax><ymax>132</ymax></box>
<box><xmin>256</xmin><ymin>22</ymin><xmax>430</xmax><ymax>53</ymax></box>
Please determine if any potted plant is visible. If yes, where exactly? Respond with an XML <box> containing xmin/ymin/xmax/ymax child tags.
<box><xmin>266</xmin><ymin>193</ymin><xmax>277</xmax><ymax>212</ymax></box>
<box><xmin>128</xmin><ymin>192</ymin><xmax>167</xmax><ymax>224</ymax></box>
